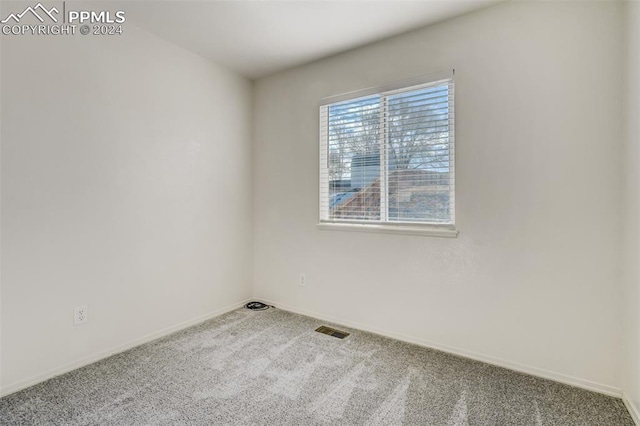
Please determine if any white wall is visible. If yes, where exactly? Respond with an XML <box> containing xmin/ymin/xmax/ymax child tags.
<box><xmin>623</xmin><ymin>0</ymin><xmax>640</xmax><ymax>420</ymax></box>
<box><xmin>0</xmin><ymin>25</ymin><xmax>253</xmax><ymax>392</ymax></box>
<box><xmin>253</xmin><ymin>0</ymin><xmax>624</xmax><ymax>393</ymax></box>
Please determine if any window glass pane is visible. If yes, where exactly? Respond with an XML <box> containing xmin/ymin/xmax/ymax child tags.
<box><xmin>387</xmin><ymin>84</ymin><xmax>451</xmax><ymax>223</ymax></box>
<box><xmin>328</xmin><ymin>95</ymin><xmax>381</xmax><ymax>220</ymax></box>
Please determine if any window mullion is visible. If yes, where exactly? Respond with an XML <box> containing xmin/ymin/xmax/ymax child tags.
<box><xmin>379</xmin><ymin>96</ymin><xmax>388</xmax><ymax>222</ymax></box>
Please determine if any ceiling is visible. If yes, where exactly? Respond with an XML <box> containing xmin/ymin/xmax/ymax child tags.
<box><xmin>120</xmin><ymin>1</ymin><xmax>503</xmax><ymax>79</ymax></box>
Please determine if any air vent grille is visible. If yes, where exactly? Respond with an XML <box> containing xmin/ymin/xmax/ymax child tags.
<box><xmin>315</xmin><ymin>326</ymin><xmax>350</xmax><ymax>339</ymax></box>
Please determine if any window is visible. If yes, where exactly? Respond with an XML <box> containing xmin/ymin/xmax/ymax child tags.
<box><xmin>319</xmin><ymin>73</ymin><xmax>456</xmax><ymax>234</ymax></box>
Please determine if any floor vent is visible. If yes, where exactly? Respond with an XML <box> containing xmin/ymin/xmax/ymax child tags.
<box><xmin>315</xmin><ymin>326</ymin><xmax>350</xmax><ymax>339</ymax></box>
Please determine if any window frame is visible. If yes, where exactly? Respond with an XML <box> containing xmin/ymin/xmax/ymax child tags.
<box><xmin>318</xmin><ymin>71</ymin><xmax>458</xmax><ymax>238</ymax></box>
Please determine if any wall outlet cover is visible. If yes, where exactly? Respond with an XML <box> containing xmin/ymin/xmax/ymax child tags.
<box><xmin>74</xmin><ymin>305</ymin><xmax>88</xmax><ymax>326</ymax></box>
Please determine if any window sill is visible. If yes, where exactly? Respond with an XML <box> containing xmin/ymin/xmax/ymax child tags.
<box><xmin>316</xmin><ymin>222</ymin><xmax>459</xmax><ymax>238</ymax></box>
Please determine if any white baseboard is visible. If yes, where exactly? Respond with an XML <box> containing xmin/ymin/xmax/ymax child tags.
<box><xmin>0</xmin><ymin>298</ymin><xmax>252</xmax><ymax>398</ymax></box>
<box><xmin>257</xmin><ymin>298</ymin><xmax>623</xmax><ymax>399</ymax></box>
<box><xmin>624</xmin><ymin>393</ymin><xmax>640</xmax><ymax>425</ymax></box>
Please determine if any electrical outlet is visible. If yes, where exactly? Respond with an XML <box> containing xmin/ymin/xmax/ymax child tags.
<box><xmin>74</xmin><ymin>305</ymin><xmax>88</xmax><ymax>326</ymax></box>
<box><xmin>300</xmin><ymin>274</ymin><xmax>306</xmax><ymax>286</ymax></box>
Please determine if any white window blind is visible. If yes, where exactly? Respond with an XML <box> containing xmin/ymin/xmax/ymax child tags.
<box><xmin>319</xmin><ymin>73</ymin><xmax>455</xmax><ymax>228</ymax></box>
